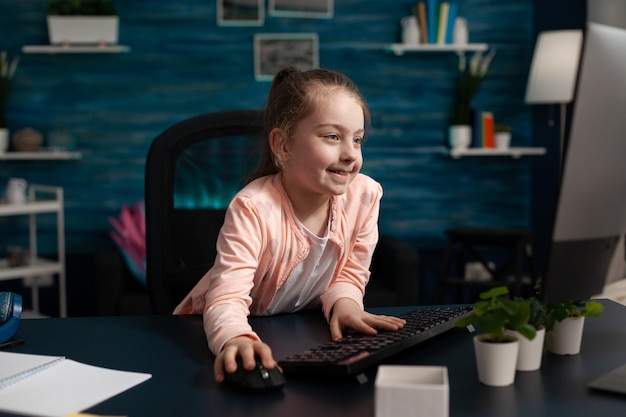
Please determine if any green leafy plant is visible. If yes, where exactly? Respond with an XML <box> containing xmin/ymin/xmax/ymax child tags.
<box><xmin>456</xmin><ymin>286</ymin><xmax>536</xmax><ymax>343</ymax></box>
<box><xmin>544</xmin><ymin>299</ymin><xmax>604</xmax><ymax>331</ymax></box>
<box><xmin>495</xmin><ymin>123</ymin><xmax>512</xmax><ymax>133</ymax></box>
<box><xmin>450</xmin><ymin>50</ymin><xmax>496</xmax><ymax>126</ymax></box>
<box><xmin>0</xmin><ymin>51</ymin><xmax>20</xmax><ymax>128</ymax></box>
<box><xmin>48</xmin><ymin>0</ymin><xmax>117</xmax><ymax>15</ymax></box>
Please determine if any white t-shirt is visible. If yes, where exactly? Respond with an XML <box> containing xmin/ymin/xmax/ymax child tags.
<box><xmin>265</xmin><ymin>219</ymin><xmax>338</xmax><ymax>314</ymax></box>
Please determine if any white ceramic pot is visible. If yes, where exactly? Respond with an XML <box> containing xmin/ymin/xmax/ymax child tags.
<box><xmin>449</xmin><ymin>125</ymin><xmax>472</xmax><ymax>149</ymax></box>
<box><xmin>506</xmin><ymin>327</ymin><xmax>546</xmax><ymax>371</ymax></box>
<box><xmin>547</xmin><ymin>317</ymin><xmax>585</xmax><ymax>355</ymax></box>
<box><xmin>473</xmin><ymin>334</ymin><xmax>519</xmax><ymax>387</ymax></box>
<box><xmin>47</xmin><ymin>16</ymin><xmax>119</xmax><ymax>45</ymax></box>
<box><xmin>495</xmin><ymin>132</ymin><xmax>512</xmax><ymax>149</ymax></box>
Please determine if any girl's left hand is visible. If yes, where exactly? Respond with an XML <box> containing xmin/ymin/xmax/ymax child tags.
<box><xmin>328</xmin><ymin>298</ymin><xmax>406</xmax><ymax>340</ymax></box>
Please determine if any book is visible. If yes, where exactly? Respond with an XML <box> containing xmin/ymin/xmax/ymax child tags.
<box><xmin>436</xmin><ymin>2</ymin><xmax>450</xmax><ymax>45</ymax></box>
<box><xmin>445</xmin><ymin>3</ymin><xmax>458</xmax><ymax>44</ymax></box>
<box><xmin>426</xmin><ymin>0</ymin><xmax>437</xmax><ymax>44</ymax></box>
<box><xmin>416</xmin><ymin>1</ymin><xmax>429</xmax><ymax>44</ymax></box>
<box><xmin>482</xmin><ymin>111</ymin><xmax>495</xmax><ymax>148</ymax></box>
<box><xmin>0</xmin><ymin>351</ymin><xmax>151</xmax><ymax>417</ymax></box>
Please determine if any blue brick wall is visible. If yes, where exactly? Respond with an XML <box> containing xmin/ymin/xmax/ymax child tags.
<box><xmin>0</xmin><ymin>0</ymin><xmax>536</xmax><ymax>258</ymax></box>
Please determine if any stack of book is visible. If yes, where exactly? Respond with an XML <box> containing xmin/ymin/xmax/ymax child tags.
<box><xmin>415</xmin><ymin>1</ymin><xmax>459</xmax><ymax>45</ymax></box>
<box><xmin>472</xmin><ymin>111</ymin><xmax>495</xmax><ymax>148</ymax></box>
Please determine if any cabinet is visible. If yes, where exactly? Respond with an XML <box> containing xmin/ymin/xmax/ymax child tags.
<box><xmin>0</xmin><ymin>185</ymin><xmax>66</xmax><ymax>317</ymax></box>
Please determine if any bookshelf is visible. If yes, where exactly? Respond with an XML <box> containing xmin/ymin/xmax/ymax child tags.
<box><xmin>386</xmin><ymin>43</ymin><xmax>489</xmax><ymax>56</ymax></box>
<box><xmin>448</xmin><ymin>147</ymin><xmax>547</xmax><ymax>159</ymax></box>
<box><xmin>22</xmin><ymin>45</ymin><xmax>130</xmax><ymax>54</ymax></box>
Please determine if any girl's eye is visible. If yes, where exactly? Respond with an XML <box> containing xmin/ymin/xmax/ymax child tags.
<box><xmin>354</xmin><ymin>137</ymin><xmax>365</xmax><ymax>145</ymax></box>
<box><xmin>325</xmin><ymin>134</ymin><xmax>340</xmax><ymax>141</ymax></box>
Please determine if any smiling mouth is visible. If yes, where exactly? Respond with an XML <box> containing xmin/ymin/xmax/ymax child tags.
<box><xmin>329</xmin><ymin>167</ymin><xmax>351</xmax><ymax>175</ymax></box>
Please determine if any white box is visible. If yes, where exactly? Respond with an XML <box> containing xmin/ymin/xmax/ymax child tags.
<box><xmin>375</xmin><ymin>365</ymin><xmax>449</xmax><ymax>417</ymax></box>
<box><xmin>47</xmin><ymin>16</ymin><xmax>119</xmax><ymax>45</ymax></box>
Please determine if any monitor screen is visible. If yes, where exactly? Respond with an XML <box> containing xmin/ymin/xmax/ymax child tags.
<box><xmin>541</xmin><ymin>22</ymin><xmax>626</xmax><ymax>303</ymax></box>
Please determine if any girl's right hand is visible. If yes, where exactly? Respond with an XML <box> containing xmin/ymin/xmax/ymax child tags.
<box><xmin>213</xmin><ymin>336</ymin><xmax>276</xmax><ymax>382</ymax></box>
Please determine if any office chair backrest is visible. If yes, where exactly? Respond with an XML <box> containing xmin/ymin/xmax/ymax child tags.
<box><xmin>145</xmin><ymin>110</ymin><xmax>264</xmax><ymax>314</ymax></box>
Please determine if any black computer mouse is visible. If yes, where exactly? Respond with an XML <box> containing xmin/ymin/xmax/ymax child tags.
<box><xmin>224</xmin><ymin>356</ymin><xmax>286</xmax><ymax>392</ymax></box>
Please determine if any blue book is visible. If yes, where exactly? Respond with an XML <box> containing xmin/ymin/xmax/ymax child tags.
<box><xmin>445</xmin><ymin>3</ymin><xmax>458</xmax><ymax>44</ymax></box>
<box><xmin>426</xmin><ymin>0</ymin><xmax>437</xmax><ymax>45</ymax></box>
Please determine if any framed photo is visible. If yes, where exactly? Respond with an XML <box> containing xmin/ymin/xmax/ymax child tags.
<box><xmin>217</xmin><ymin>0</ymin><xmax>264</xmax><ymax>26</ymax></box>
<box><xmin>254</xmin><ymin>33</ymin><xmax>319</xmax><ymax>81</ymax></box>
<box><xmin>268</xmin><ymin>0</ymin><xmax>334</xmax><ymax>19</ymax></box>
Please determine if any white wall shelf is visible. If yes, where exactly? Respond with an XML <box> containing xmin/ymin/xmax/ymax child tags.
<box><xmin>0</xmin><ymin>185</ymin><xmax>66</xmax><ymax>317</ymax></box>
<box><xmin>386</xmin><ymin>43</ymin><xmax>489</xmax><ymax>56</ymax></box>
<box><xmin>0</xmin><ymin>151</ymin><xmax>82</xmax><ymax>160</ymax></box>
<box><xmin>22</xmin><ymin>45</ymin><xmax>130</xmax><ymax>54</ymax></box>
<box><xmin>448</xmin><ymin>147</ymin><xmax>547</xmax><ymax>159</ymax></box>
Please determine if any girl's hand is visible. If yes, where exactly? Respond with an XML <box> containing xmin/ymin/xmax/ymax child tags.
<box><xmin>328</xmin><ymin>298</ymin><xmax>406</xmax><ymax>340</ymax></box>
<box><xmin>213</xmin><ymin>336</ymin><xmax>276</xmax><ymax>382</ymax></box>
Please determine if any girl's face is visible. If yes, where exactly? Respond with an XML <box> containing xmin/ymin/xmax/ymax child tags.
<box><xmin>278</xmin><ymin>90</ymin><xmax>365</xmax><ymax>201</ymax></box>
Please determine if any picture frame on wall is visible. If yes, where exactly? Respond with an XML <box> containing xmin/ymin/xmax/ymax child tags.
<box><xmin>217</xmin><ymin>0</ymin><xmax>264</xmax><ymax>26</ymax></box>
<box><xmin>268</xmin><ymin>0</ymin><xmax>334</xmax><ymax>19</ymax></box>
<box><xmin>254</xmin><ymin>33</ymin><xmax>319</xmax><ymax>81</ymax></box>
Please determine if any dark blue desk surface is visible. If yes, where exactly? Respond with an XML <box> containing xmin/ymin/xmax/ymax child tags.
<box><xmin>3</xmin><ymin>300</ymin><xmax>626</xmax><ymax>417</ymax></box>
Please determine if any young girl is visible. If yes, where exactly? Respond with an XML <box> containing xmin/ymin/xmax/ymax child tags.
<box><xmin>174</xmin><ymin>67</ymin><xmax>405</xmax><ymax>382</ymax></box>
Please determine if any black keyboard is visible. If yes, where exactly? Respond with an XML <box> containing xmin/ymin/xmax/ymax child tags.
<box><xmin>278</xmin><ymin>305</ymin><xmax>474</xmax><ymax>378</ymax></box>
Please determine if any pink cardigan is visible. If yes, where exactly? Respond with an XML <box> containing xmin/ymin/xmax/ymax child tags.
<box><xmin>173</xmin><ymin>173</ymin><xmax>382</xmax><ymax>355</ymax></box>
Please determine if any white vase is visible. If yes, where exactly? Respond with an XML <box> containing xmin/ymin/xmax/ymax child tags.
<box><xmin>473</xmin><ymin>334</ymin><xmax>519</xmax><ymax>387</ymax></box>
<box><xmin>401</xmin><ymin>15</ymin><xmax>420</xmax><ymax>45</ymax></box>
<box><xmin>449</xmin><ymin>125</ymin><xmax>472</xmax><ymax>149</ymax></box>
<box><xmin>452</xmin><ymin>17</ymin><xmax>468</xmax><ymax>45</ymax></box>
<box><xmin>547</xmin><ymin>317</ymin><xmax>585</xmax><ymax>355</ymax></box>
<box><xmin>0</xmin><ymin>128</ymin><xmax>8</xmax><ymax>154</ymax></box>
<box><xmin>506</xmin><ymin>327</ymin><xmax>545</xmax><ymax>371</ymax></box>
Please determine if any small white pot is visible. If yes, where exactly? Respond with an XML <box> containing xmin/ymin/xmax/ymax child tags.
<box><xmin>547</xmin><ymin>317</ymin><xmax>585</xmax><ymax>355</ymax></box>
<box><xmin>449</xmin><ymin>125</ymin><xmax>472</xmax><ymax>149</ymax></box>
<box><xmin>506</xmin><ymin>327</ymin><xmax>545</xmax><ymax>371</ymax></box>
<box><xmin>473</xmin><ymin>334</ymin><xmax>519</xmax><ymax>387</ymax></box>
<box><xmin>47</xmin><ymin>16</ymin><xmax>119</xmax><ymax>45</ymax></box>
<box><xmin>495</xmin><ymin>132</ymin><xmax>512</xmax><ymax>149</ymax></box>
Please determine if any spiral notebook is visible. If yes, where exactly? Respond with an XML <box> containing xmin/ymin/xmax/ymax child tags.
<box><xmin>0</xmin><ymin>351</ymin><xmax>151</xmax><ymax>417</ymax></box>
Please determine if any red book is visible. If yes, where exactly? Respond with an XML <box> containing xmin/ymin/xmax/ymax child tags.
<box><xmin>482</xmin><ymin>112</ymin><xmax>495</xmax><ymax>148</ymax></box>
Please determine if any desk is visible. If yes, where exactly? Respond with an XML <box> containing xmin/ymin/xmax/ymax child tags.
<box><xmin>3</xmin><ymin>301</ymin><xmax>626</xmax><ymax>417</ymax></box>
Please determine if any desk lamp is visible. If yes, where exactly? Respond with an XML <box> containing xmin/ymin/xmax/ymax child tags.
<box><xmin>525</xmin><ymin>29</ymin><xmax>583</xmax><ymax>168</ymax></box>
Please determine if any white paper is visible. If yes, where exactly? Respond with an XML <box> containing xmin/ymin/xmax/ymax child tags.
<box><xmin>0</xmin><ymin>352</ymin><xmax>151</xmax><ymax>417</ymax></box>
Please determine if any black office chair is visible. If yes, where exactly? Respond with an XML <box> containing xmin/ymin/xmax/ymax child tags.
<box><xmin>145</xmin><ymin>109</ymin><xmax>419</xmax><ymax>315</ymax></box>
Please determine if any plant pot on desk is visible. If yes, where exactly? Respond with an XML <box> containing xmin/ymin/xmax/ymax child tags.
<box><xmin>547</xmin><ymin>317</ymin><xmax>585</xmax><ymax>355</ymax></box>
<box><xmin>473</xmin><ymin>334</ymin><xmax>519</xmax><ymax>387</ymax></box>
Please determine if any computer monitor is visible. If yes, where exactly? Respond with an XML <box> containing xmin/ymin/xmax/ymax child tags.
<box><xmin>541</xmin><ymin>22</ymin><xmax>626</xmax><ymax>303</ymax></box>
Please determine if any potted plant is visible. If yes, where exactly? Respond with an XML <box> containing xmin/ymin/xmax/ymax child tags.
<box><xmin>0</xmin><ymin>51</ymin><xmax>19</xmax><ymax>153</ymax></box>
<box><xmin>455</xmin><ymin>286</ymin><xmax>535</xmax><ymax>386</ymax></box>
<box><xmin>544</xmin><ymin>299</ymin><xmax>604</xmax><ymax>355</ymax></box>
<box><xmin>494</xmin><ymin>123</ymin><xmax>512</xmax><ymax>150</ymax></box>
<box><xmin>505</xmin><ymin>295</ymin><xmax>546</xmax><ymax>371</ymax></box>
<box><xmin>47</xmin><ymin>0</ymin><xmax>119</xmax><ymax>46</ymax></box>
<box><xmin>449</xmin><ymin>50</ymin><xmax>496</xmax><ymax>149</ymax></box>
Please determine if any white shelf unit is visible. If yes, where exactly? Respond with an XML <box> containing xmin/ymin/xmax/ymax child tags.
<box><xmin>386</xmin><ymin>43</ymin><xmax>489</xmax><ymax>56</ymax></box>
<box><xmin>0</xmin><ymin>151</ymin><xmax>82</xmax><ymax>161</ymax></box>
<box><xmin>22</xmin><ymin>45</ymin><xmax>130</xmax><ymax>54</ymax></box>
<box><xmin>0</xmin><ymin>185</ymin><xmax>66</xmax><ymax>317</ymax></box>
<box><xmin>448</xmin><ymin>147</ymin><xmax>547</xmax><ymax>159</ymax></box>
